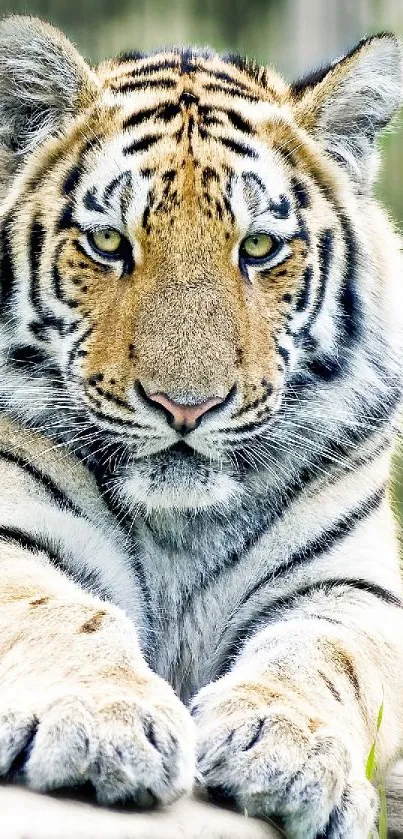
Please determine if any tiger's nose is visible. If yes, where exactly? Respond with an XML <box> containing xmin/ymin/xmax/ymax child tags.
<box><xmin>140</xmin><ymin>386</ymin><xmax>229</xmax><ymax>434</ymax></box>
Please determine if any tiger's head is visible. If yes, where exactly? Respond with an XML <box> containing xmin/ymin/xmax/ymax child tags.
<box><xmin>0</xmin><ymin>17</ymin><xmax>402</xmax><ymax>512</ymax></box>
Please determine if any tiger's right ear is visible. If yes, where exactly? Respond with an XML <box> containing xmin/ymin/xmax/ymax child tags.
<box><xmin>290</xmin><ymin>34</ymin><xmax>403</xmax><ymax>182</ymax></box>
<box><xmin>0</xmin><ymin>16</ymin><xmax>99</xmax><ymax>157</ymax></box>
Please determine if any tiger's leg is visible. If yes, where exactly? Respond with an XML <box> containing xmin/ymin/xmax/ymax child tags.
<box><xmin>192</xmin><ymin>586</ymin><xmax>403</xmax><ymax>838</ymax></box>
<box><xmin>0</xmin><ymin>543</ymin><xmax>194</xmax><ymax>805</ymax></box>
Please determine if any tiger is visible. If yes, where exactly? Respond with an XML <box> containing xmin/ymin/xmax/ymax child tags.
<box><xmin>0</xmin><ymin>12</ymin><xmax>402</xmax><ymax>838</ymax></box>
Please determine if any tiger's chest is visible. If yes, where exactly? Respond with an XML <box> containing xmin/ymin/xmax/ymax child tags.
<box><xmin>130</xmin><ymin>512</ymin><xmax>287</xmax><ymax>703</ymax></box>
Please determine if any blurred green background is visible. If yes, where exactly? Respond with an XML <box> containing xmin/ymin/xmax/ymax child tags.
<box><xmin>1</xmin><ymin>0</ymin><xmax>402</xmax><ymax>523</ymax></box>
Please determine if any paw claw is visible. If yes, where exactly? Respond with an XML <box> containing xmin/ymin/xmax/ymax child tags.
<box><xmin>241</xmin><ymin>718</ymin><xmax>265</xmax><ymax>752</ymax></box>
<box><xmin>0</xmin><ymin>677</ymin><xmax>195</xmax><ymax>806</ymax></box>
<box><xmin>193</xmin><ymin>679</ymin><xmax>377</xmax><ymax>838</ymax></box>
<box><xmin>6</xmin><ymin>722</ymin><xmax>38</xmax><ymax>780</ymax></box>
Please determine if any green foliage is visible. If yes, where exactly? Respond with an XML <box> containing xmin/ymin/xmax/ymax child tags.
<box><xmin>367</xmin><ymin>700</ymin><xmax>388</xmax><ymax>839</ymax></box>
<box><xmin>366</xmin><ymin>741</ymin><xmax>377</xmax><ymax>782</ymax></box>
<box><xmin>377</xmin><ymin>783</ymin><xmax>388</xmax><ymax>839</ymax></box>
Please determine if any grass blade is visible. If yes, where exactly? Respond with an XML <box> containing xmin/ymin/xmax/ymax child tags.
<box><xmin>366</xmin><ymin>742</ymin><xmax>377</xmax><ymax>781</ymax></box>
<box><xmin>378</xmin><ymin>783</ymin><xmax>388</xmax><ymax>839</ymax></box>
<box><xmin>376</xmin><ymin>702</ymin><xmax>384</xmax><ymax>734</ymax></box>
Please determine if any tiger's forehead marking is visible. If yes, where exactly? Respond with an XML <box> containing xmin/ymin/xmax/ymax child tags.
<box><xmin>76</xmin><ymin>50</ymin><xmax>298</xmax><ymax>243</ymax></box>
<box><xmin>98</xmin><ymin>47</ymin><xmax>289</xmax><ymax>127</ymax></box>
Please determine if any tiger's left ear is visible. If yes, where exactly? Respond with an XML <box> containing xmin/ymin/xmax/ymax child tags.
<box><xmin>291</xmin><ymin>34</ymin><xmax>403</xmax><ymax>181</ymax></box>
<box><xmin>0</xmin><ymin>16</ymin><xmax>99</xmax><ymax>157</ymax></box>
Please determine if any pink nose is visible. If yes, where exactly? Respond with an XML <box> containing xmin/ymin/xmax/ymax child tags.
<box><xmin>146</xmin><ymin>391</ymin><xmax>225</xmax><ymax>433</ymax></box>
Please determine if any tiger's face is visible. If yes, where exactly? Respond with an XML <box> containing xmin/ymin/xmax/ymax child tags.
<box><xmin>1</xmin><ymin>20</ymin><xmax>401</xmax><ymax>511</ymax></box>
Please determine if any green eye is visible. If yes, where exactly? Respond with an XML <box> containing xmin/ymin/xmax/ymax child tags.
<box><xmin>241</xmin><ymin>232</ymin><xmax>276</xmax><ymax>260</ymax></box>
<box><xmin>90</xmin><ymin>228</ymin><xmax>123</xmax><ymax>255</ymax></box>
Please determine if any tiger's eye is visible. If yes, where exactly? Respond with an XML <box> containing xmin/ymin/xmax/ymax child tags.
<box><xmin>241</xmin><ymin>233</ymin><xmax>275</xmax><ymax>259</ymax></box>
<box><xmin>91</xmin><ymin>228</ymin><xmax>123</xmax><ymax>254</ymax></box>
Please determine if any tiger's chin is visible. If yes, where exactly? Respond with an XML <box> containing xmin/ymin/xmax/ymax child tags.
<box><xmin>118</xmin><ymin>444</ymin><xmax>242</xmax><ymax>512</ymax></box>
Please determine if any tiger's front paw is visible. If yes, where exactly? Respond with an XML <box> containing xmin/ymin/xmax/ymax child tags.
<box><xmin>0</xmin><ymin>672</ymin><xmax>195</xmax><ymax>806</ymax></box>
<box><xmin>192</xmin><ymin>677</ymin><xmax>377</xmax><ymax>839</ymax></box>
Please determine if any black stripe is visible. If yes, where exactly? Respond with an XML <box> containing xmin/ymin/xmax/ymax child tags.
<box><xmin>309</xmin><ymin>229</ymin><xmax>333</xmax><ymax>323</ymax></box>
<box><xmin>338</xmin><ymin>214</ymin><xmax>361</xmax><ymax>344</ymax></box>
<box><xmin>180</xmin><ymin>48</ymin><xmax>194</xmax><ymax>76</ymax></box>
<box><xmin>123</xmin><ymin>103</ymin><xmax>181</xmax><ymax>132</ymax></box>
<box><xmin>51</xmin><ymin>241</ymin><xmax>69</xmax><ymax>305</ymax></box>
<box><xmin>86</xmin><ymin>404</ymin><xmax>144</xmax><ymax>429</ymax></box>
<box><xmin>319</xmin><ymin>577</ymin><xmax>402</xmax><ymax>607</ymax></box>
<box><xmin>62</xmin><ymin>164</ymin><xmax>82</xmax><ymax>197</ymax></box>
<box><xmin>214</xmin><ymin>135</ymin><xmax>257</xmax><ymax>159</ymax></box>
<box><xmin>113</xmin><ymin>79</ymin><xmax>177</xmax><ymax>93</ymax></box>
<box><xmin>83</xmin><ymin>188</ymin><xmax>106</xmax><ymax>214</ymax></box>
<box><xmin>0</xmin><ymin>526</ymin><xmax>67</xmax><ymax>567</ymax></box>
<box><xmin>303</xmin><ymin>215</ymin><xmax>361</xmax><ymax>383</ymax></box>
<box><xmin>296</xmin><ymin>265</ymin><xmax>313</xmax><ymax>312</ymax></box>
<box><xmin>221</xmin><ymin>52</ymin><xmax>249</xmax><ymax>71</ymax></box>
<box><xmin>236</xmin><ymin>486</ymin><xmax>385</xmax><ymax>616</ymax></box>
<box><xmin>28</xmin><ymin>321</ymin><xmax>48</xmax><ymax>341</ymax></box>
<box><xmin>276</xmin><ymin>343</ymin><xmax>290</xmax><ymax>366</ymax></box>
<box><xmin>158</xmin><ymin>102</ymin><xmax>182</xmax><ymax>121</ymax></box>
<box><xmin>117</xmin><ymin>49</ymin><xmax>144</xmax><ymax>63</ymax></box>
<box><xmin>70</xmin><ymin>566</ymin><xmax>114</xmax><ymax>600</ymax></box>
<box><xmin>0</xmin><ymin>219</ymin><xmax>16</xmax><ymax>308</ymax></box>
<box><xmin>103</xmin><ymin>172</ymin><xmax>134</xmax><ymax>210</ymax></box>
<box><xmin>290</xmin><ymin>63</ymin><xmax>334</xmax><ymax>98</ymax></box>
<box><xmin>0</xmin><ymin>450</ymin><xmax>82</xmax><ymax>516</ymax></box>
<box><xmin>93</xmin><ymin>472</ymin><xmax>153</xmax><ymax>627</ymax></box>
<box><xmin>90</xmin><ymin>384</ymin><xmax>134</xmax><ymax>412</ymax></box>
<box><xmin>199</xmin><ymin>113</ymin><xmax>223</xmax><ymax>129</ymax></box>
<box><xmin>197</xmin><ymin>106</ymin><xmax>251</xmax><ymax>134</ymax></box>
<box><xmin>29</xmin><ymin>219</ymin><xmax>47</xmax><ymax>322</ymax></box>
<box><xmin>203</xmin><ymin>82</ymin><xmax>260</xmax><ymax>101</ymax></box>
<box><xmin>130</xmin><ymin>60</ymin><xmax>178</xmax><ymax>77</ymax></box>
<box><xmin>51</xmin><ymin>249</ymin><xmax>90</xmax><ymax>312</ymax></box>
<box><xmin>225</xmin><ymin>109</ymin><xmax>253</xmax><ymax>134</ymax></box>
<box><xmin>181</xmin><ymin>90</ymin><xmax>199</xmax><ymax>107</ymax></box>
<box><xmin>52</xmin><ymin>262</ymin><xmax>80</xmax><ymax>310</ymax></box>
<box><xmin>6</xmin><ymin>341</ymin><xmax>65</xmax><ymax>374</ymax></box>
<box><xmin>203</xmin><ymin>69</ymin><xmax>250</xmax><ymax>90</ymax></box>
<box><xmin>7</xmin><ymin>344</ymin><xmax>48</xmax><ymax>369</ymax></box>
<box><xmin>291</xmin><ymin>177</ymin><xmax>310</xmax><ymax>209</ymax></box>
<box><xmin>142</xmin><ymin>206</ymin><xmax>151</xmax><ymax>232</ymax></box>
<box><xmin>222</xmin><ymin>194</ymin><xmax>235</xmax><ymax>223</ymax></box>
<box><xmin>218</xmin><ymin>575</ymin><xmax>401</xmax><ymax>677</ymax></box>
<box><xmin>123</xmin><ymin>107</ymin><xmax>161</xmax><ymax>129</ymax></box>
<box><xmin>104</xmin><ymin>173</ymin><xmax>126</xmax><ymax>204</ymax></box>
<box><xmin>162</xmin><ymin>169</ymin><xmax>176</xmax><ymax>183</ymax></box>
<box><xmin>241</xmin><ymin>170</ymin><xmax>267</xmax><ymax>197</ymax></box>
<box><xmin>67</xmin><ymin>325</ymin><xmax>93</xmax><ymax>369</ymax></box>
<box><xmin>269</xmin><ymin>195</ymin><xmax>291</xmax><ymax>219</ymax></box>
<box><xmin>57</xmin><ymin>202</ymin><xmax>74</xmax><ymax>232</ymax></box>
<box><xmin>0</xmin><ymin>525</ymin><xmax>113</xmax><ymax>601</ymax></box>
<box><xmin>123</xmin><ymin>135</ymin><xmax>161</xmax><ymax>155</ymax></box>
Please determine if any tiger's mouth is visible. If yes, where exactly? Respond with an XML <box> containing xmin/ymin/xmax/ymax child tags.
<box><xmin>168</xmin><ymin>441</ymin><xmax>197</xmax><ymax>457</ymax></box>
<box><xmin>118</xmin><ymin>435</ymin><xmax>241</xmax><ymax>512</ymax></box>
<box><xmin>146</xmin><ymin>439</ymin><xmax>213</xmax><ymax>487</ymax></box>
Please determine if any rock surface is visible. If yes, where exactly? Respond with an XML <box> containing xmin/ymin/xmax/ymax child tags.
<box><xmin>0</xmin><ymin>787</ymin><xmax>283</xmax><ymax>839</ymax></box>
